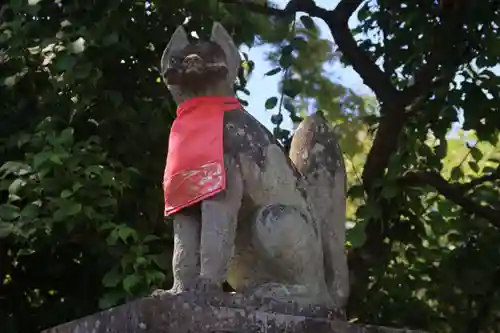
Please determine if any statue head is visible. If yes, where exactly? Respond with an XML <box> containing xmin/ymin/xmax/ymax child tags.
<box><xmin>160</xmin><ymin>22</ymin><xmax>241</xmax><ymax>103</ymax></box>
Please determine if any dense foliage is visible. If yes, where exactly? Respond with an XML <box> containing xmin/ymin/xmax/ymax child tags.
<box><xmin>1</xmin><ymin>0</ymin><xmax>499</xmax><ymax>332</ymax></box>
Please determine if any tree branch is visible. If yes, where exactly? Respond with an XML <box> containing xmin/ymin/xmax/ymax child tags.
<box><xmin>220</xmin><ymin>0</ymin><xmax>291</xmax><ymax>17</ymax></box>
<box><xmin>404</xmin><ymin>171</ymin><xmax>500</xmax><ymax>228</ymax></box>
<box><xmin>222</xmin><ymin>0</ymin><xmax>399</xmax><ymax>103</ymax></box>
<box><xmin>326</xmin><ymin>1</ymin><xmax>399</xmax><ymax>103</ymax></box>
<box><xmin>462</xmin><ymin>165</ymin><xmax>500</xmax><ymax>190</ymax></box>
<box><xmin>362</xmin><ymin>1</ymin><xmax>468</xmax><ymax>189</ymax></box>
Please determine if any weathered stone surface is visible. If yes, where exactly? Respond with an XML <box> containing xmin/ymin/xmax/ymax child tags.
<box><xmin>42</xmin><ymin>291</ymin><xmax>427</xmax><ymax>333</ymax></box>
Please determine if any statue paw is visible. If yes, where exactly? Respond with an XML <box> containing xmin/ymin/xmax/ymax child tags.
<box><xmin>150</xmin><ymin>288</ymin><xmax>168</xmax><ymax>298</ymax></box>
<box><xmin>187</xmin><ymin>276</ymin><xmax>224</xmax><ymax>293</ymax></box>
<box><xmin>151</xmin><ymin>278</ymin><xmax>225</xmax><ymax>297</ymax></box>
<box><xmin>150</xmin><ymin>286</ymin><xmax>182</xmax><ymax>297</ymax></box>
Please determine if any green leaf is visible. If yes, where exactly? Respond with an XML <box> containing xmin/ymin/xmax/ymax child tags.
<box><xmin>85</xmin><ymin>165</ymin><xmax>103</xmax><ymax>176</ymax></box>
<box><xmin>72</xmin><ymin>182</ymin><xmax>83</xmax><ymax>192</ymax></box>
<box><xmin>0</xmin><ymin>161</ymin><xmax>31</xmax><ymax>178</ymax></box>
<box><xmin>0</xmin><ymin>204</ymin><xmax>20</xmax><ymax>221</ymax></box>
<box><xmin>122</xmin><ymin>274</ymin><xmax>141</xmax><ymax>293</ymax></box>
<box><xmin>381</xmin><ymin>183</ymin><xmax>398</xmax><ymax>199</ymax></box>
<box><xmin>450</xmin><ymin>166</ymin><xmax>463</xmax><ymax>181</ymax></box>
<box><xmin>469</xmin><ymin>146</ymin><xmax>483</xmax><ymax>161</ymax></box>
<box><xmin>135</xmin><ymin>257</ymin><xmax>147</xmax><ymax>266</ymax></box>
<box><xmin>300</xmin><ymin>16</ymin><xmax>316</xmax><ymax>31</ymax></box>
<box><xmin>291</xmin><ymin>36</ymin><xmax>307</xmax><ymax>50</ymax></box>
<box><xmin>54</xmin><ymin>54</ymin><xmax>77</xmax><ymax>71</ymax></box>
<box><xmin>97</xmin><ymin>197</ymin><xmax>117</xmax><ymax>207</ymax></box>
<box><xmin>106</xmin><ymin>229</ymin><xmax>119</xmax><ymax>246</ymax></box>
<box><xmin>347</xmin><ymin>184</ymin><xmax>365</xmax><ymax>199</ymax></box>
<box><xmin>357</xmin><ymin>4</ymin><xmax>371</xmax><ymax>21</ymax></box>
<box><xmin>151</xmin><ymin>254</ymin><xmax>168</xmax><ymax>270</ymax></box>
<box><xmin>143</xmin><ymin>235</ymin><xmax>161</xmax><ymax>243</ymax></box>
<box><xmin>8</xmin><ymin>178</ymin><xmax>25</xmax><ymax>195</ymax></box>
<box><xmin>435</xmin><ymin>140</ymin><xmax>448</xmax><ymax>159</ymax></box>
<box><xmin>145</xmin><ymin>270</ymin><xmax>166</xmax><ymax>284</ymax></box>
<box><xmin>117</xmin><ymin>226</ymin><xmax>137</xmax><ymax>243</ymax></box>
<box><xmin>59</xmin><ymin>127</ymin><xmax>74</xmax><ymax>145</ymax></box>
<box><xmin>265</xmin><ymin>97</ymin><xmax>278</xmax><ymax>110</ymax></box>
<box><xmin>102</xmin><ymin>268</ymin><xmax>122</xmax><ymax>288</ymax></box>
<box><xmin>483</xmin><ymin>166</ymin><xmax>497</xmax><ymax>174</ymax></box>
<box><xmin>98</xmin><ymin>291</ymin><xmax>123</xmax><ymax>310</ymax></box>
<box><xmin>418</xmin><ymin>143</ymin><xmax>433</xmax><ymax>158</ymax></box>
<box><xmin>49</xmin><ymin>154</ymin><xmax>64</xmax><ymax>165</ymax></box>
<box><xmin>0</xmin><ymin>222</ymin><xmax>14</xmax><ymax>238</ymax></box>
<box><xmin>53</xmin><ymin>201</ymin><xmax>82</xmax><ymax>220</ymax></box>
<box><xmin>282</xmin><ymin>79</ymin><xmax>302</xmax><ymax>98</ymax></box>
<box><xmin>265</xmin><ymin>67</ymin><xmax>281</xmax><ymax>76</ymax></box>
<box><xmin>103</xmin><ymin>33</ymin><xmax>119</xmax><ymax>46</ymax></box>
<box><xmin>468</xmin><ymin>161</ymin><xmax>480</xmax><ymax>173</ymax></box>
<box><xmin>20</xmin><ymin>204</ymin><xmax>39</xmax><ymax>219</ymax></box>
<box><xmin>357</xmin><ymin>202</ymin><xmax>382</xmax><ymax>220</ymax></box>
<box><xmin>346</xmin><ymin>222</ymin><xmax>367</xmax><ymax>248</ymax></box>
<box><xmin>279</xmin><ymin>44</ymin><xmax>294</xmax><ymax>68</ymax></box>
<box><xmin>270</xmin><ymin>113</ymin><xmax>283</xmax><ymax>125</ymax></box>
<box><xmin>283</xmin><ymin>99</ymin><xmax>295</xmax><ymax>114</ymax></box>
<box><xmin>274</xmin><ymin>128</ymin><xmax>290</xmax><ymax>141</ymax></box>
<box><xmin>33</xmin><ymin>151</ymin><xmax>52</xmax><ymax>170</ymax></box>
<box><xmin>60</xmin><ymin>189</ymin><xmax>72</xmax><ymax>198</ymax></box>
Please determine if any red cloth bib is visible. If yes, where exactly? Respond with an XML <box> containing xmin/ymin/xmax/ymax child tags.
<box><xmin>163</xmin><ymin>96</ymin><xmax>241</xmax><ymax>216</ymax></box>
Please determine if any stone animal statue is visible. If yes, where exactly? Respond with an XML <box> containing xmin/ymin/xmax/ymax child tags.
<box><xmin>156</xmin><ymin>22</ymin><xmax>349</xmax><ymax>310</ymax></box>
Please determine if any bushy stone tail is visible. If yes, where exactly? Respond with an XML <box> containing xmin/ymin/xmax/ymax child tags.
<box><xmin>288</xmin><ymin>112</ymin><xmax>349</xmax><ymax>308</ymax></box>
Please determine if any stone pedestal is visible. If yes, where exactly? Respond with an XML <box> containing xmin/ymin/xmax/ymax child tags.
<box><xmin>42</xmin><ymin>291</ymin><xmax>427</xmax><ymax>333</ymax></box>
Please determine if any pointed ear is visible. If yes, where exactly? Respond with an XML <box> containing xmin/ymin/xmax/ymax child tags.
<box><xmin>210</xmin><ymin>22</ymin><xmax>240</xmax><ymax>84</ymax></box>
<box><xmin>161</xmin><ymin>25</ymin><xmax>189</xmax><ymax>77</ymax></box>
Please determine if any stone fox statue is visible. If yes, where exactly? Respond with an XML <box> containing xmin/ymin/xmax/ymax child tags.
<box><xmin>158</xmin><ymin>22</ymin><xmax>349</xmax><ymax>310</ymax></box>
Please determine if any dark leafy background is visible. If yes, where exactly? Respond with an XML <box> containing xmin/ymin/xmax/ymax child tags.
<box><xmin>1</xmin><ymin>0</ymin><xmax>499</xmax><ymax>332</ymax></box>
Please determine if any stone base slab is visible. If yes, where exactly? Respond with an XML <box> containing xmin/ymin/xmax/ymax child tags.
<box><xmin>42</xmin><ymin>291</ymin><xmax>427</xmax><ymax>333</ymax></box>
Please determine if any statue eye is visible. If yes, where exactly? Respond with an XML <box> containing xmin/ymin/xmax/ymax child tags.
<box><xmin>170</xmin><ymin>56</ymin><xmax>181</xmax><ymax>65</ymax></box>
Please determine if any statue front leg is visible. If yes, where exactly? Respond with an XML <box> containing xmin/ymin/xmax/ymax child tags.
<box><xmin>170</xmin><ymin>213</ymin><xmax>201</xmax><ymax>293</ymax></box>
<box><xmin>152</xmin><ymin>211</ymin><xmax>200</xmax><ymax>297</ymax></box>
<box><xmin>199</xmin><ymin>161</ymin><xmax>243</xmax><ymax>289</ymax></box>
